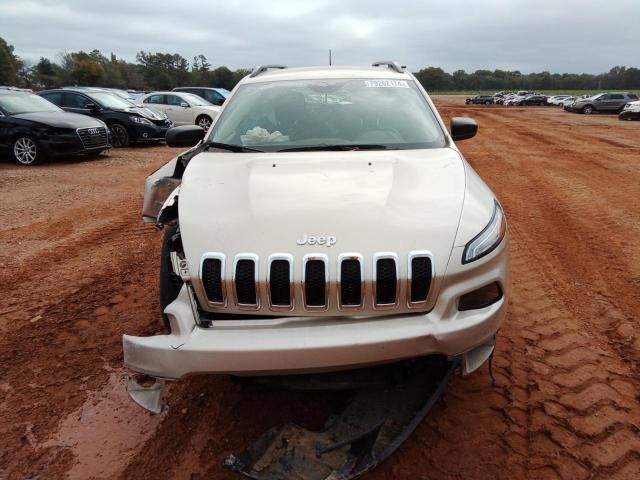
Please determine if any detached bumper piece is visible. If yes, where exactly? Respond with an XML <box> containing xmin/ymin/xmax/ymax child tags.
<box><xmin>224</xmin><ymin>356</ymin><xmax>456</xmax><ymax>480</ymax></box>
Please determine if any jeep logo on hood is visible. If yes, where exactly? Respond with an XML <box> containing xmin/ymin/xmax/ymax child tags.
<box><xmin>296</xmin><ymin>234</ymin><xmax>336</xmax><ymax>247</ymax></box>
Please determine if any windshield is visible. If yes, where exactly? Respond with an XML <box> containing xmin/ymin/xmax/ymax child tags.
<box><xmin>208</xmin><ymin>78</ymin><xmax>446</xmax><ymax>151</ymax></box>
<box><xmin>0</xmin><ymin>93</ymin><xmax>62</xmax><ymax>115</ymax></box>
<box><xmin>87</xmin><ymin>92</ymin><xmax>135</xmax><ymax>109</ymax></box>
<box><xmin>181</xmin><ymin>93</ymin><xmax>212</xmax><ymax>106</ymax></box>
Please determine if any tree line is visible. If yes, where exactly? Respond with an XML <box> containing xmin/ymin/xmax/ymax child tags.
<box><xmin>1</xmin><ymin>37</ymin><xmax>638</xmax><ymax>92</ymax></box>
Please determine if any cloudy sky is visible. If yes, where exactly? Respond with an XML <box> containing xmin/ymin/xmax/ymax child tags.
<box><xmin>1</xmin><ymin>0</ymin><xmax>638</xmax><ymax>73</ymax></box>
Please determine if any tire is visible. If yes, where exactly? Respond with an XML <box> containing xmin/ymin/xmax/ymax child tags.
<box><xmin>159</xmin><ymin>223</ymin><xmax>183</xmax><ymax>327</ymax></box>
<box><xmin>485</xmin><ymin>101</ymin><xmax>490</xmax><ymax>105</ymax></box>
<box><xmin>11</xmin><ymin>135</ymin><xmax>43</xmax><ymax>165</ymax></box>
<box><xmin>582</xmin><ymin>105</ymin><xmax>594</xmax><ymax>115</ymax></box>
<box><xmin>109</xmin><ymin>123</ymin><xmax>130</xmax><ymax>147</ymax></box>
<box><xmin>196</xmin><ymin>115</ymin><xmax>212</xmax><ymax>130</ymax></box>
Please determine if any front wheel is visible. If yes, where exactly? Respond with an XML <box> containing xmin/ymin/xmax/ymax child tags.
<box><xmin>196</xmin><ymin>115</ymin><xmax>212</xmax><ymax>131</ymax></box>
<box><xmin>582</xmin><ymin>105</ymin><xmax>594</xmax><ymax>114</ymax></box>
<box><xmin>109</xmin><ymin>123</ymin><xmax>130</xmax><ymax>147</ymax></box>
<box><xmin>12</xmin><ymin>135</ymin><xmax>43</xmax><ymax>165</ymax></box>
<box><xmin>485</xmin><ymin>101</ymin><xmax>491</xmax><ymax>105</ymax></box>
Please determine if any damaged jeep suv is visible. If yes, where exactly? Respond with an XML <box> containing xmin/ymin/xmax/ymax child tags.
<box><xmin>124</xmin><ymin>62</ymin><xmax>510</xmax><ymax>410</ymax></box>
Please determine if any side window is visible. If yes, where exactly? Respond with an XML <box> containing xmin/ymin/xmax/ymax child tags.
<box><xmin>145</xmin><ymin>94</ymin><xmax>165</xmax><ymax>104</ymax></box>
<box><xmin>166</xmin><ymin>95</ymin><xmax>185</xmax><ymax>106</ymax></box>
<box><xmin>205</xmin><ymin>90</ymin><xmax>221</xmax><ymax>104</ymax></box>
<box><xmin>66</xmin><ymin>93</ymin><xmax>90</xmax><ymax>109</ymax></box>
<box><xmin>41</xmin><ymin>92</ymin><xmax>64</xmax><ymax>106</ymax></box>
<box><xmin>610</xmin><ymin>94</ymin><xmax>624</xmax><ymax>100</ymax></box>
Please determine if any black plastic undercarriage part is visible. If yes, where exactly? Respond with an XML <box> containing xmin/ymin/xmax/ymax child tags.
<box><xmin>224</xmin><ymin>355</ymin><xmax>457</xmax><ymax>480</ymax></box>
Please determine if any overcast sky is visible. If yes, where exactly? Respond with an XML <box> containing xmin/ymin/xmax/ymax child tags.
<box><xmin>1</xmin><ymin>0</ymin><xmax>638</xmax><ymax>73</ymax></box>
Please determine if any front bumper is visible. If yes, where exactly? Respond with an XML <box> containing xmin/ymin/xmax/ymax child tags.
<box><xmin>124</xmin><ymin>242</ymin><xmax>510</xmax><ymax>379</ymax></box>
<box><xmin>41</xmin><ymin>133</ymin><xmax>110</xmax><ymax>157</ymax></box>
<box><xmin>619</xmin><ymin>110</ymin><xmax>640</xmax><ymax>120</ymax></box>
<box><xmin>131</xmin><ymin>123</ymin><xmax>171</xmax><ymax>143</ymax></box>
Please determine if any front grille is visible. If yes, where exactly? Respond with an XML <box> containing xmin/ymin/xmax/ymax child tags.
<box><xmin>340</xmin><ymin>258</ymin><xmax>362</xmax><ymax>307</ymax></box>
<box><xmin>304</xmin><ymin>259</ymin><xmax>327</xmax><ymax>307</ymax></box>
<box><xmin>202</xmin><ymin>258</ymin><xmax>223</xmax><ymax>303</ymax></box>
<box><xmin>235</xmin><ymin>259</ymin><xmax>257</xmax><ymax>305</ymax></box>
<box><xmin>269</xmin><ymin>259</ymin><xmax>291</xmax><ymax>307</ymax></box>
<box><xmin>77</xmin><ymin>127</ymin><xmax>108</xmax><ymax>148</ymax></box>
<box><xmin>199</xmin><ymin>251</ymin><xmax>435</xmax><ymax>314</ymax></box>
<box><xmin>375</xmin><ymin>258</ymin><xmax>398</xmax><ymax>305</ymax></box>
<box><xmin>410</xmin><ymin>256</ymin><xmax>432</xmax><ymax>303</ymax></box>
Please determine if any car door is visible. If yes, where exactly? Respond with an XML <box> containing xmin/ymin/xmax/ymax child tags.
<box><xmin>142</xmin><ymin>94</ymin><xmax>169</xmax><ymax>117</ymax></box>
<box><xmin>64</xmin><ymin>92</ymin><xmax>99</xmax><ymax>117</ymax></box>
<box><xmin>0</xmin><ymin>109</ymin><xmax>12</xmax><ymax>149</ymax></box>
<box><xmin>608</xmin><ymin>94</ymin><xmax>625</xmax><ymax>111</ymax></box>
<box><xmin>166</xmin><ymin>94</ymin><xmax>193</xmax><ymax>125</ymax></box>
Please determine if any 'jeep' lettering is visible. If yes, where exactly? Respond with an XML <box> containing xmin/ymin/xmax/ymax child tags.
<box><xmin>296</xmin><ymin>234</ymin><xmax>336</xmax><ymax>247</ymax></box>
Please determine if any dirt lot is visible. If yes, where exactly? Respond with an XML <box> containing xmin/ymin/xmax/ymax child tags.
<box><xmin>1</xmin><ymin>97</ymin><xmax>639</xmax><ymax>480</ymax></box>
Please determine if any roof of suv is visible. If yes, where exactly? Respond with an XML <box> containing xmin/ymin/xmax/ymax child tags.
<box><xmin>242</xmin><ymin>65</ymin><xmax>411</xmax><ymax>84</ymax></box>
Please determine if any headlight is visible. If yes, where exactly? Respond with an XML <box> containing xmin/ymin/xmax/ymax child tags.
<box><xmin>130</xmin><ymin>115</ymin><xmax>152</xmax><ymax>125</ymax></box>
<box><xmin>462</xmin><ymin>200</ymin><xmax>506</xmax><ymax>264</ymax></box>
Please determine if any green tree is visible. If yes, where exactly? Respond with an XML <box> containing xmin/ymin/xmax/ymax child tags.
<box><xmin>0</xmin><ymin>37</ymin><xmax>19</xmax><ymax>85</ymax></box>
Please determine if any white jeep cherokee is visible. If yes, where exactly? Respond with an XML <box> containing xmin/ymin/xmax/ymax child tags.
<box><xmin>124</xmin><ymin>62</ymin><xmax>510</xmax><ymax>409</ymax></box>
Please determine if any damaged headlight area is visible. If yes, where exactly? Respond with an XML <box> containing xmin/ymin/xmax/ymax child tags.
<box><xmin>462</xmin><ymin>200</ymin><xmax>506</xmax><ymax>264</ymax></box>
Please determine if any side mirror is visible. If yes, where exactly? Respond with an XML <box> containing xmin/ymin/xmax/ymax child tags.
<box><xmin>180</xmin><ymin>102</ymin><xmax>190</xmax><ymax>108</ymax></box>
<box><xmin>166</xmin><ymin>125</ymin><xmax>205</xmax><ymax>147</ymax></box>
<box><xmin>450</xmin><ymin>117</ymin><xmax>478</xmax><ymax>141</ymax></box>
<box><xmin>85</xmin><ymin>102</ymin><xmax>98</xmax><ymax>111</ymax></box>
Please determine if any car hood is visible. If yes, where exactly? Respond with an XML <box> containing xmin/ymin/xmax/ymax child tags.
<box><xmin>178</xmin><ymin>148</ymin><xmax>467</xmax><ymax>290</ymax></box>
<box><xmin>14</xmin><ymin>111</ymin><xmax>104</xmax><ymax>129</ymax></box>
<box><xmin>124</xmin><ymin>106</ymin><xmax>166</xmax><ymax>121</ymax></box>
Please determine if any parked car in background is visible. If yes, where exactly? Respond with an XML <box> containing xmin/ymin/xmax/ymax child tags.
<box><xmin>518</xmin><ymin>94</ymin><xmax>548</xmax><ymax>106</ymax></box>
<box><xmin>0</xmin><ymin>89</ymin><xmax>110</xmax><ymax>165</ymax></box>
<box><xmin>465</xmin><ymin>95</ymin><xmax>495</xmax><ymax>105</ymax></box>
<box><xmin>619</xmin><ymin>101</ymin><xmax>640</xmax><ymax>121</ymax></box>
<box><xmin>173</xmin><ymin>87</ymin><xmax>230</xmax><ymax>106</ymax></box>
<box><xmin>40</xmin><ymin>88</ymin><xmax>172</xmax><ymax>147</ymax></box>
<box><xmin>138</xmin><ymin>91</ymin><xmax>221</xmax><ymax>130</ymax></box>
<box><xmin>569</xmin><ymin>92</ymin><xmax>639</xmax><ymax>114</ymax></box>
<box><xmin>504</xmin><ymin>95</ymin><xmax>527</xmax><ymax>106</ymax></box>
<box><xmin>547</xmin><ymin>95</ymin><xmax>570</xmax><ymax>105</ymax></box>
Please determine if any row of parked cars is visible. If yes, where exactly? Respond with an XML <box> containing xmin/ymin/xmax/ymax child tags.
<box><xmin>465</xmin><ymin>90</ymin><xmax>640</xmax><ymax>120</ymax></box>
<box><xmin>0</xmin><ymin>85</ymin><xmax>230</xmax><ymax>165</ymax></box>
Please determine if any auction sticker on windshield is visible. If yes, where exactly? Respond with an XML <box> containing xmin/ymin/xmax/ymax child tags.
<box><xmin>364</xmin><ymin>79</ymin><xmax>410</xmax><ymax>88</ymax></box>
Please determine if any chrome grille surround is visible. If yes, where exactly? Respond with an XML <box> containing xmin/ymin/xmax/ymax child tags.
<box><xmin>267</xmin><ymin>253</ymin><xmax>294</xmax><ymax>311</ymax></box>
<box><xmin>232</xmin><ymin>253</ymin><xmax>260</xmax><ymax>310</ymax></box>
<box><xmin>372</xmin><ymin>252</ymin><xmax>400</xmax><ymax>310</ymax></box>
<box><xmin>407</xmin><ymin>250</ymin><xmax>435</xmax><ymax>309</ymax></box>
<box><xmin>198</xmin><ymin>251</ymin><xmax>436</xmax><ymax>315</ymax></box>
<box><xmin>76</xmin><ymin>126</ymin><xmax>109</xmax><ymax>149</ymax></box>
<box><xmin>301</xmin><ymin>253</ymin><xmax>329</xmax><ymax>311</ymax></box>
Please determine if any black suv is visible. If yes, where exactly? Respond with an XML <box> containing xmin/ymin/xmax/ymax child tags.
<box><xmin>39</xmin><ymin>88</ymin><xmax>173</xmax><ymax>146</ymax></box>
<box><xmin>465</xmin><ymin>95</ymin><xmax>495</xmax><ymax>105</ymax></box>
<box><xmin>172</xmin><ymin>87</ymin><xmax>229</xmax><ymax>106</ymax></box>
<box><xmin>0</xmin><ymin>89</ymin><xmax>110</xmax><ymax>165</ymax></box>
<box><xmin>571</xmin><ymin>92</ymin><xmax>639</xmax><ymax>114</ymax></box>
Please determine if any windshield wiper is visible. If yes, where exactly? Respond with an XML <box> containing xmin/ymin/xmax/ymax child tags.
<box><xmin>276</xmin><ymin>144</ymin><xmax>401</xmax><ymax>152</ymax></box>
<box><xmin>204</xmin><ymin>141</ymin><xmax>264</xmax><ymax>152</ymax></box>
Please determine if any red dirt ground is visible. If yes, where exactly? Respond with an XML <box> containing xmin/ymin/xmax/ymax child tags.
<box><xmin>0</xmin><ymin>97</ymin><xmax>639</xmax><ymax>479</ymax></box>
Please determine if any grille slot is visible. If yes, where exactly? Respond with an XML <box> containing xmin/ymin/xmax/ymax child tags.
<box><xmin>269</xmin><ymin>259</ymin><xmax>291</xmax><ymax>307</ymax></box>
<box><xmin>201</xmin><ymin>258</ymin><xmax>223</xmax><ymax>303</ymax></box>
<box><xmin>340</xmin><ymin>258</ymin><xmax>362</xmax><ymax>307</ymax></box>
<box><xmin>77</xmin><ymin>127</ymin><xmax>108</xmax><ymax>148</ymax></box>
<box><xmin>235</xmin><ymin>258</ymin><xmax>257</xmax><ymax>306</ymax></box>
<box><xmin>304</xmin><ymin>259</ymin><xmax>327</xmax><ymax>307</ymax></box>
<box><xmin>410</xmin><ymin>256</ymin><xmax>432</xmax><ymax>304</ymax></box>
<box><xmin>375</xmin><ymin>257</ymin><xmax>398</xmax><ymax>305</ymax></box>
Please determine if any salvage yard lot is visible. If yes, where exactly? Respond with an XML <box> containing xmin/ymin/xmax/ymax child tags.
<box><xmin>0</xmin><ymin>96</ymin><xmax>639</xmax><ymax>479</ymax></box>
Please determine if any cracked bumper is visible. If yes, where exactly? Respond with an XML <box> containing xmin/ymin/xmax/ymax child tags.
<box><xmin>123</xmin><ymin>244</ymin><xmax>510</xmax><ymax>379</ymax></box>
